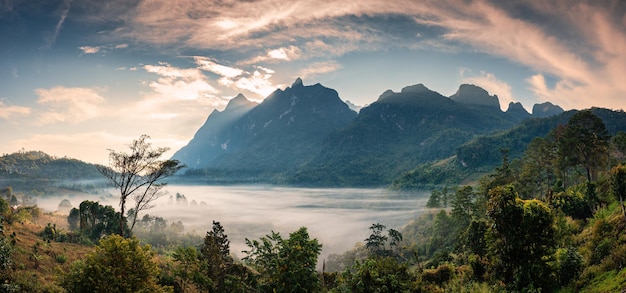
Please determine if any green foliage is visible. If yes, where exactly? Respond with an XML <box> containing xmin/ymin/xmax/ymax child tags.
<box><xmin>421</xmin><ymin>263</ymin><xmax>454</xmax><ymax>285</ymax></box>
<box><xmin>557</xmin><ymin>110</ymin><xmax>610</xmax><ymax>184</ymax></box>
<box><xmin>68</xmin><ymin>200</ymin><xmax>129</xmax><ymax>243</ymax></box>
<box><xmin>518</xmin><ymin>136</ymin><xmax>558</xmax><ymax>199</ymax></box>
<box><xmin>196</xmin><ymin>221</ymin><xmax>254</xmax><ymax>292</ymax></box>
<box><xmin>551</xmin><ymin>187</ymin><xmax>592</xmax><ymax>219</ymax></box>
<box><xmin>392</xmin><ymin>158</ymin><xmax>469</xmax><ymax>189</ymax></box>
<box><xmin>243</xmin><ymin>227</ymin><xmax>322</xmax><ymax>292</ymax></box>
<box><xmin>0</xmin><ymin>219</ymin><xmax>16</xmax><ymax>290</ymax></box>
<box><xmin>0</xmin><ymin>151</ymin><xmax>101</xmax><ymax>180</ymax></box>
<box><xmin>553</xmin><ymin>247</ymin><xmax>583</xmax><ymax>285</ymax></box>
<box><xmin>610</xmin><ymin>164</ymin><xmax>626</xmax><ymax>219</ymax></box>
<box><xmin>333</xmin><ymin>256</ymin><xmax>413</xmax><ymax>293</ymax></box>
<box><xmin>364</xmin><ymin>223</ymin><xmax>403</xmax><ymax>258</ymax></box>
<box><xmin>171</xmin><ymin>246</ymin><xmax>203</xmax><ymax>293</ymax></box>
<box><xmin>486</xmin><ymin>185</ymin><xmax>556</xmax><ymax>292</ymax></box>
<box><xmin>610</xmin><ymin>131</ymin><xmax>626</xmax><ymax>164</ymax></box>
<box><xmin>60</xmin><ymin>235</ymin><xmax>172</xmax><ymax>293</ymax></box>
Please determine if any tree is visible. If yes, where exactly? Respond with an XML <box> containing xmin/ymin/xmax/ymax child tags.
<box><xmin>520</xmin><ymin>136</ymin><xmax>557</xmax><ymax>199</ymax></box>
<box><xmin>68</xmin><ymin>200</ymin><xmax>128</xmax><ymax>242</ymax></box>
<box><xmin>610</xmin><ymin>131</ymin><xmax>626</xmax><ymax>164</ymax></box>
<box><xmin>610</xmin><ymin>164</ymin><xmax>626</xmax><ymax>220</ymax></box>
<box><xmin>451</xmin><ymin>186</ymin><xmax>476</xmax><ymax>223</ymax></box>
<box><xmin>364</xmin><ymin>223</ymin><xmax>388</xmax><ymax>256</ymax></box>
<box><xmin>557</xmin><ymin>110</ymin><xmax>609</xmax><ymax>184</ymax></box>
<box><xmin>364</xmin><ymin>223</ymin><xmax>403</xmax><ymax>258</ymax></box>
<box><xmin>486</xmin><ymin>185</ymin><xmax>556</xmax><ymax>291</ymax></box>
<box><xmin>60</xmin><ymin>235</ymin><xmax>172</xmax><ymax>292</ymax></box>
<box><xmin>198</xmin><ymin>221</ymin><xmax>244</xmax><ymax>292</ymax></box>
<box><xmin>243</xmin><ymin>227</ymin><xmax>322</xmax><ymax>292</ymax></box>
<box><xmin>336</xmin><ymin>257</ymin><xmax>412</xmax><ymax>292</ymax></box>
<box><xmin>171</xmin><ymin>246</ymin><xmax>202</xmax><ymax>293</ymax></box>
<box><xmin>97</xmin><ymin>135</ymin><xmax>184</xmax><ymax>236</ymax></box>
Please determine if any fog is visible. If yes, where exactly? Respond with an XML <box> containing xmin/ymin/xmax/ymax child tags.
<box><xmin>37</xmin><ymin>185</ymin><xmax>429</xmax><ymax>262</ymax></box>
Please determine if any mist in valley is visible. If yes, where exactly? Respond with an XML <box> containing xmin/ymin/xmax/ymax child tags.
<box><xmin>37</xmin><ymin>184</ymin><xmax>430</xmax><ymax>262</ymax></box>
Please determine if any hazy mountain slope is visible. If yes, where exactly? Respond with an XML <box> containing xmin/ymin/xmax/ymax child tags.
<box><xmin>171</xmin><ymin>94</ymin><xmax>257</xmax><ymax>169</ymax></box>
<box><xmin>0</xmin><ymin>150</ymin><xmax>103</xmax><ymax>192</ymax></box>
<box><xmin>0</xmin><ymin>151</ymin><xmax>101</xmax><ymax>179</ymax></box>
<box><xmin>290</xmin><ymin>84</ymin><xmax>522</xmax><ymax>186</ymax></box>
<box><xmin>204</xmin><ymin>78</ymin><xmax>357</xmax><ymax>175</ymax></box>
<box><xmin>456</xmin><ymin>107</ymin><xmax>626</xmax><ymax>169</ymax></box>
<box><xmin>393</xmin><ymin>107</ymin><xmax>626</xmax><ymax>188</ymax></box>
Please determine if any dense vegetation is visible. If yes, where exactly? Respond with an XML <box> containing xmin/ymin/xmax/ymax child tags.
<box><xmin>394</xmin><ymin>107</ymin><xmax>626</xmax><ymax>188</ymax></box>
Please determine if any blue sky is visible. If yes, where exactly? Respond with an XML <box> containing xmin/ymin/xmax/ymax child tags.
<box><xmin>1</xmin><ymin>0</ymin><xmax>625</xmax><ymax>164</ymax></box>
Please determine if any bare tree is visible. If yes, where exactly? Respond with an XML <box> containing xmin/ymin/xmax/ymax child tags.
<box><xmin>97</xmin><ymin>135</ymin><xmax>184</xmax><ymax>236</ymax></box>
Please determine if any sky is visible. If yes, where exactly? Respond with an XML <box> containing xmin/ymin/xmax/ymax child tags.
<box><xmin>1</xmin><ymin>0</ymin><xmax>625</xmax><ymax>165</ymax></box>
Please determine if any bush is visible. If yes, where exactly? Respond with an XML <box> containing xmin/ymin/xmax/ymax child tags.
<box><xmin>421</xmin><ymin>263</ymin><xmax>454</xmax><ymax>285</ymax></box>
<box><xmin>60</xmin><ymin>235</ymin><xmax>172</xmax><ymax>293</ymax></box>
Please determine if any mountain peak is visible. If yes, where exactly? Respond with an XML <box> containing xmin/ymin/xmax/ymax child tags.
<box><xmin>450</xmin><ymin>84</ymin><xmax>500</xmax><ymax>109</ymax></box>
<box><xmin>401</xmin><ymin>84</ymin><xmax>431</xmax><ymax>94</ymax></box>
<box><xmin>292</xmin><ymin>77</ymin><xmax>304</xmax><ymax>88</ymax></box>
<box><xmin>532</xmin><ymin>102</ymin><xmax>564</xmax><ymax>118</ymax></box>
<box><xmin>225</xmin><ymin>93</ymin><xmax>254</xmax><ymax>110</ymax></box>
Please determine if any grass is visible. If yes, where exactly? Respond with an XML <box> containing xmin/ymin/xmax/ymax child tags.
<box><xmin>5</xmin><ymin>212</ymin><xmax>94</xmax><ymax>291</ymax></box>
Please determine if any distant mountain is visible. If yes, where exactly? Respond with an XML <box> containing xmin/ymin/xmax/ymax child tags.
<box><xmin>0</xmin><ymin>151</ymin><xmax>101</xmax><ymax>179</ymax></box>
<box><xmin>176</xmin><ymin>80</ymin><xmax>573</xmax><ymax>187</ymax></box>
<box><xmin>0</xmin><ymin>151</ymin><xmax>103</xmax><ymax>192</ymax></box>
<box><xmin>506</xmin><ymin>102</ymin><xmax>531</xmax><ymax>121</ymax></box>
<box><xmin>344</xmin><ymin>100</ymin><xmax>363</xmax><ymax>113</ymax></box>
<box><xmin>532</xmin><ymin>102</ymin><xmax>564</xmax><ymax>118</ymax></box>
<box><xmin>393</xmin><ymin>107</ymin><xmax>626</xmax><ymax>188</ymax></box>
<box><xmin>450</xmin><ymin>84</ymin><xmax>501</xmax><ymax>110</ymax></box>
<box><xmin>171</xmin><ymin>93</ymin><xmax>257</xmax><ymax>169</ymax></box>
<box><xmin>289</xmin><ymin>84</ymin><xmax>522</xmax><ymax>186</ymax></box>
<box><xmin>181</xmin><ymin>78</ymin><xmax>357</xmax><ymax>179</ymax></box>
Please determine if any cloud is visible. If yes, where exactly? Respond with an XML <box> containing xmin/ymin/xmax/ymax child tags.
<box><xmin>194</xmin><ymin>57</ymin><xmax>243</xmax><ymax>78</ymax></box>
<box><xmin>34</xmin><ymin>86</ymin><xmax>106</xmax><ymax>124</ymax></box>
<box><xmin>233</xmin><ymin>67</ymin><xmax>282</xmax><ymax>100</ymax></box>
<box><xmin>193</xmin><ymin>57</ymin><xmax>281</xmax><ymax>99</ymax></box>
<box><xmin>78</xmin><ymin>46</ymin><xmax>101</xmax><ymax>54</ymax></box>
<box><xmin>460</xmin><ymin>70</ymin><xmax>516</xmax><ymax>112</ymax></box>
<box><xmin>298</xmin><ymin>61</ymin><xmax>341</xmax><ymax>80</ymax></box>
<box><xmin>108</xmin><ymin>0</ymin><xmax>625</xmax><ymax>110</ymax></box>
<box><xmin>137</xmin><ymin>62</ymin><xmax>221</xmax><ymax>120</ymax></box>
<box><xmin>0</xmin><ymin>101</ymin><xmax>31</xmax><ymax>120</ymax></box>
<box><xmin>243</xmin><ymin>46</ymin><xmax>303</xmax><ymax>64</ymax></box>
<box><xmin>407</xmin><ymin>0</ymin><xmax>626</xmax><ymax>110</ymax></box>
<box><xmin>44</xmin><ymin>0</ymin><xmax>72</xmax><ymax>48</ymax></box>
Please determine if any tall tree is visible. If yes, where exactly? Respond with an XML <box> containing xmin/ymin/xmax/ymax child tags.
<box><xmin>243</xmin><ymin>227</ymin><xmax>322</xmax><ymax>292</ymax></box>
<box><xmin>97</xmin><ymin>135</ymin><xmax>184</xmax><ymax>236</ymax></box>
<box><xmin>486</xmin><ymin>185</ymin><xmax>556</xmax><ymax>291</ymax></box>
<box><xmin>610</xmin><ymin>164</ymin><xmax>626</xmax><ymax>220</ymax></box>
<box><xmin>200</xmin><ymin>221</ymin><xmax>233</xmax><ymax>292</ymax></box>
<box><xmin>520</xmin><ymin>136</ymin><xmax>557</xmax><ymax>199</ymax></box>
<box><xmin>557</xmin><ymin>110</ymin><xmax>609</xmax><ymax>184</ymax></box>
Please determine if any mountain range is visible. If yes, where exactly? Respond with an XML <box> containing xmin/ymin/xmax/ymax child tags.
<box><xmin>172</xmin><ymin>78</ymin><xmax>581</xmax><ymax>186</ymax></box>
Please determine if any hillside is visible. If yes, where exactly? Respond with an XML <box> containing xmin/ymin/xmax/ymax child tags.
<box><xmin>289</xmin><ymin>84</ymin><xmax>528</xmax><ymax>186</ymax></box>
<box><xmin>393</xmin><ymin>107</ymin><xmax>626</xmax><ymax>188</ymax></box>
<box><xmin>171</xmin><ymin>94</ymin><xmax>258</xmax><ymax>169</ymax></box>
<box><xmin>180</xmin><ymin>78</ymin><xmax>357</xmax><ymax>181</ymax></box>
<box><xmin>0</xmin><ymin>151</ymin><xmax>103</xmax><ymax>193</ymax></box>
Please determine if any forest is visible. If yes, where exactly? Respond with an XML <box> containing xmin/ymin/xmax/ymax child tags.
<box><xmin>0</xmin><ymin>109</ymin><xmax>626</xmax><ymax>292</ymax></box>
